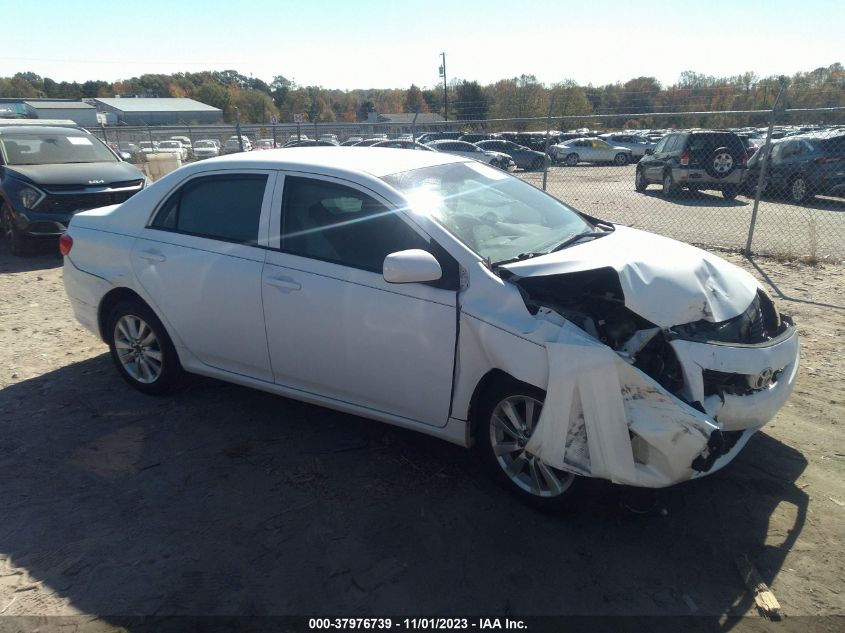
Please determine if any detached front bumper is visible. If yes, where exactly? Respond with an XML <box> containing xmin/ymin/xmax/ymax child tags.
<box><xmin>525</xmin><ymin>320</ymin><xmax>799</xmax><ymax>488</ymax></box>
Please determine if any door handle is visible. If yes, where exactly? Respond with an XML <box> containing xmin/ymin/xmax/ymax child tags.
<box><xmin>138</xmin><ymin>249</ymin><xmax>166</xmax><ymax>263</ymax></box>
<box><xmin>265</xmin><ymin>276</ymin><xmax>301</xmax><ymax>292</ymax></box>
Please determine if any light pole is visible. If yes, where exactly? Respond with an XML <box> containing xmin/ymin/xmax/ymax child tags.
<box><xmin>439</xmin><ymin>52</ymin><xmax>448</xmax><ymax>121</ymax></box>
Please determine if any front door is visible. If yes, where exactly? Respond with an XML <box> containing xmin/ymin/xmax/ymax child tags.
<box><xmin>261</xmin><ymin>173</ymin><xmax>458</xmax><ymax>427</ymax></box>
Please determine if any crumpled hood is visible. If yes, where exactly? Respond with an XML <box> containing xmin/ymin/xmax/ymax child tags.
<box><xmin>502</xmin><ymin>225</ymin><xmax>760</xmax><ymax>327</ymax></box>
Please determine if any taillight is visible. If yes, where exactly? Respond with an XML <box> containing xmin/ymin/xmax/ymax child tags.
<box><xmin>59</xmin><ymin>232</ymin><xmax>73</xmax><ymax>256</ymax></box>
<box><xmin>741</xmin><ymin>151</ymin><xmax>749</xmax><ymax>167</ymax></box>
<box><xmin>680</xmin><ymin>151</ymin><xmax>690</xmax><ymax>166</ymax></box>
<box><xmin>815</xmin><ymin>156</ymin><xmax>843</xmax><ymax>165</ymax></box>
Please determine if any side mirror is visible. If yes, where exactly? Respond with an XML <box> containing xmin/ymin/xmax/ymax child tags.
<box><xmin>645</xmin><ymin>148</ymin><xmax>654</xmax><ymax>155</ymax></box>
<box><xmin>383</xmin><ymin>249</ymin><xmax>442</xmax><ymax>284</ymax></box>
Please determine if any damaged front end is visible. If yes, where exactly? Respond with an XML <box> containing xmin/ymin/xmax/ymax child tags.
<box><xmin>501</xmin><ymin>265</ymin><xmax>799</xmax><ymax>488</ymax></box>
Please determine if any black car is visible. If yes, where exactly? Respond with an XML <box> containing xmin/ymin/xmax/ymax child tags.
<box><xmin>744</xmin><ymin>134</ymin><xmax>845</xmax><ymax>203</ymax></box>
<box><xmin>475</xmin><ymin>139</ymin><xmax>546</xmax><ymax>170</ymax></box>
<box><xmin>497</xmin><ymin>132</ymin><xmax>563</xmax><ymax>152</ymax></box>
<box><xmin>635</xmin><ymin>131</ymin><xmax>748</xmax><ymax>199</ymax></box>
<box><xmin>0</xmin><ymin>124</ymin><xmax>146</xmax><ymax>255</ymax></box>
<box><xmin>458</xmin><ymin>133</ymin><xmax>492</xmax><ymax>143</ymax></box>
<box><xmin>283</xmin><ymin>140</ymin><xmax>339</xmax><ymax>148</ymax></box>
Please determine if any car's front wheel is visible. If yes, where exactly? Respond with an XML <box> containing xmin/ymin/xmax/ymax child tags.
<box><xmin>1</xmin><ymin>204</ymin><xmax>30</xmax><ymax>256</ymax></box>
<box><xmin>107</xmin><ymin>299</ymin><xmax>180</xmax><ymax>395</ymax></box>
<box><xmin>475</xmin><ymin>380</ymin><xmax>578</xmax><ymax>507</ymax></box>
<box><xmin>614</xmin><ymin>152</ymin><xmax>629</xmax><ymax>166</ymax></box>
<box><xmin>565</xmin><ymin>153</ymin><xmax>579</xmax><ymax>167</ymax></box>
<box><xmin>789</xmin><ymin>175</ymin><xmax>811</xmax><ymax>203</ymax></box>
<box><xmin>635</xmin><ymin>167</ymin><xmax>648</xmax><ymax>191</ymax></box>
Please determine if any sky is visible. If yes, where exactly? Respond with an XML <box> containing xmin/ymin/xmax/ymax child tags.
<box><xmin>2</xmin><ymin>0</ymin><xmax>842</xmax><ymax>90</ymax></box>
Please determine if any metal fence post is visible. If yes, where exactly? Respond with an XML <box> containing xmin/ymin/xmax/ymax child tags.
<box><xmin>542</xmin><ymin>95</ymin><xmax>555</xmax><ymax>191</ymax></box>
<box><xmin>235</xmin><ymin>108</ymin><xmax>244</xmax><ymax>152</ymax></box>
<box><xmin>745</xmin><ymin>82</ymin><xmax>786</xmax><ymax>254</ymax></box>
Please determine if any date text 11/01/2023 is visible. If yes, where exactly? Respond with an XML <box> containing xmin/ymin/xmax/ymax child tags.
<box><xmin>308</xmin><ymin>618</ymin><xmax>527</xmax><ymax>630</ymax></box>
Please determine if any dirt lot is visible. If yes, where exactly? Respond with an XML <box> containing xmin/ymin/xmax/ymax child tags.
<box><xmin>1</xmin><ymin>245</ymin><xmax>844</xmax><ymax>628</ymax></box>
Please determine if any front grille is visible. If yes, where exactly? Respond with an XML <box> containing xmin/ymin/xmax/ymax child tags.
<box><xmin>42</xmin><ymin>179</ymin><xmax>144</xmax><ymax>193</ymax></box>
<box><xmin>39</xmin><ymin>189</ymin><xmax>139</xmax><ymax>213</ymax></box>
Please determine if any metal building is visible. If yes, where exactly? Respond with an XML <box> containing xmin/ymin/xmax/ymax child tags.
<box><xmin>0</xmin><ymin>99</ymin><xmax>98</xmax><ymax>127</ymax></box>
<box><xmin>91</xmin><ymin>98</ymin><xmax>223</xmax><ymax>125</ymax></box>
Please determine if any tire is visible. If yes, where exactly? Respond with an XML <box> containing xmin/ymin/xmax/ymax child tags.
<box><xmin>789</xmin><ymin>175</ymin><xmax>811</xmax><ymax>204</ymax></box>
<box><xmin>634</xmin><ymin>168</ymin><xmax>647</xmax><ymax>192</ymax></box>
<box><xmin>107</xmin><ymin>299</ymin><xmax>181</xmax><ymax>395</ymax></box>
<box><xmin>1</xmin><ymin>204</ymin><xmax>31</xmax><ymax>257</ymax></box>
<box><xmin>707</xmin><ymin>146</ymin><xmax>736</xmax><ymax>179</ymax></box>
<box><xmin>722</xmin><ymin>184</ymin><xmax>739</xmax><ymax>200</ymax></box>
<box><xmin>530</xmin><ymin>156</ymin><xmax>545</xmax><ymax>170</ymax></box>
<box><xmin>474</xmin><ymin>378</ymin><xmax>579</xmax><ymax>508</ymax></box>
<box><xmin>565</xmin><ymin>153</ymin><xmax>579</xmax><ymax>167</ymax></box>
<box><xmin>662</xmin><ymin>171</ymin><xmax>679</xmax><ymax>198</ymax></box>
<box><xmin>614</xmin><ymin>152</ymin><xmax>629</xmax><ymax>166</ymax></box>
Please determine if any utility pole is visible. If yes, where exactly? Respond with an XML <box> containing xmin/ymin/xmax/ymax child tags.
<box><xmin>439</xmin><ymin>52</ymin><xmax>448</xmax><ymax>121</ymax></box>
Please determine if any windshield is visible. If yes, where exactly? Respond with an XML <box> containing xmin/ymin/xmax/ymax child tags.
<box><xmin>159</xmin><ymin>141</ymin><xmax>180</xmax><ymax>148</ymax></box>
<box><xmin>0</xmin><ymin>130</ymin><xmax>117</xmax><ymax>165</ymax></box>
<box><xmin>382</xmin><ymin>161</ymin><xmax>593</xmax><ymax>264</ymax></box>
<box><xmin>195</xmin><ymin>141</ymin><xmax>213</xmax><ymax>148</ymax></box>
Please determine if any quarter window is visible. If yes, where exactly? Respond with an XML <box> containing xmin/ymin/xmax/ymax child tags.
<box><xmin>280</xmin><ymin>177</ymin><xmax>429</xmax><ymax>273</ymax></box>
<box><xmin>151</xmin><ymin>174</ymin><xmax>267</xmax><ymax>243</ymax></box>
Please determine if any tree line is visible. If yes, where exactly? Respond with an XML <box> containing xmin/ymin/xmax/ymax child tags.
<box><xmin>1</xmin><ymin>63</ymin><xmax>842</xmax><ymax>128</ymax></box>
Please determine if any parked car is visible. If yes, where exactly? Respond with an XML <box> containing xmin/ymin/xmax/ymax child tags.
<box><xmin>371</xmin><ymin>140</ymin><xmax>435</xmax><ymax>151</ymax></box>
<box><xmin>169</xmin><ymin>136</ymin><xmax>193</xmax><ymax>157</ymax></box>
<box><xmin>319</xmin><ymin>134</ymin><xmax>339</xmax><ymax>144</ymax></box>
<box><xmin>60</xmin><ymin>147</ymin><xmax>799</xmax><ymax>505</ymax></box>
<box><xmin>475</xmin><ymin>140</ymin><xmax>546</xmax><ymax>170</ymax></box>
<box><xmin>425</xmin><ymin>140</ymin><xmax>516</xmax><ymax>170</ymax></box>
<box><xmin>743</xmin><ymin>134</ymin><xmax>845</xmax><ymax>203</ymax></box>
<box><xmin>458</xmin><ymin>133</ymin><xmax>492</xmax><ymax>143</ymax></box>
<box><xmin>254</xmin><ymin>139</ymin><xmax>278</xmax><ymax>151</ymax></box>
<box><xmin>139</xmin><ymin>141</ymin><xmax>159</xmax><ymax>155</ymax></box>
<box><xmin>550</xmin><ymin>138</ymin><xmax>633</xmax><ymax>166</ymax></box>
<box><xmin>635</xmin><ymin>131</ymin><xmax>748</xmax><ymax>199</ymax></box>
<box><xmin>157</xmin><ymin>140</ymin><xmax>189</xmax><ymax>161</ymax></box>
<box><xmin>498</xmin><ymin>132</ymin><xmax>559</xmax><ymax>152</ymax></box>
<box><xmin>341</xmin><ymin>137</ymin><xmax>364</xmax><ymax>146</ymax></box>
<box><xmin>352</xmin><ymin>138</ymin><xmax>387</xmax><ymax>147</ymax></box>
<box><xmin>192</xmin><ymin>140</ymin><xmax>220</xmax><ymax>159</ymax></box>
<box><xmin>283</xmin><ymin>140</ymin><xmax>339</xmax><ymax>148</ymax></box>
<box><xmin>598</xmin><ymin>133</ymin><xmax>656</xmax><ymax>159</ymax></box>
<box><xmin>116</xmin><ymin>142</ymin><xmax>142</xmax><ymax>162</ymax></box>
<box><xmin>223</xmin><ymin>136</ymin><xmax>252</xmax><ymax>154</ymax></box>
<box><xmin>0</xmin><ymin>123</ymin><xmax>146</xmax><ymax>255</ymax></box>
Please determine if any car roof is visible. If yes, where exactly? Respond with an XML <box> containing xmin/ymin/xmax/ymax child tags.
<box><xmin>188</xmin><ymin>146</ymin><xmax>465</xmax><ymax>177</ymax></box>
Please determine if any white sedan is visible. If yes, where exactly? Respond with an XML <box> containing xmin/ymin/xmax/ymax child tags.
<box><xmin>61</xmin><ymin>148</ymin><xmax>799</xmax><ymax>505</ymax></box>
<box><xmin>550</xmin><ymin>137</ymin><xmax>633</xmax><ymax>166</ymax></box>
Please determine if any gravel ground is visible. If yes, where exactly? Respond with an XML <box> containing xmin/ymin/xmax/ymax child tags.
<box><xmin>0</xmin><ymin>245</ymin><xmax>843</xmax><ymax>628</ymax></box>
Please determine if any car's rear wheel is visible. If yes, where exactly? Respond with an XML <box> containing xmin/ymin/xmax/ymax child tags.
<box><xmin>635</xmin><ymin>168</ymin><xmax>647</xmax><ymax>191</ymax></box>
<box><xmin>789</xmin><ymin>175</ymin><xmax>811</xmax><ymax>203</ymax></box>
<box><xmin>107</xmin><ymin>299</ymin><xmax>180</xmax><ymax>395</ymax></box>
<box><xmin>662</xmin><ymin>171</ymin><xmax>679</xmax><ymax>197</ymax></box>
<box><xmin>475</xmin><ymin>380</ymin><xmax>579</xmax><ymax>508</ymax></box>
<box><xmin>565</xmin><ymin>153</ymin><xmax>579</xmax><ymax>167</ymax></box>
<box><xmin>1</xmin><ymin>204</ymin><xmax>31</xmax><ymax>257</ymax></box>
<box><xmin>614</xmin><ymin>152</ymin><xmax>629</xmax><ymax>166</ymax></box>
<box><xmin>722</xmin><ymin>184</ymin><xmax>739</xmax><ymax>200</ymax></box>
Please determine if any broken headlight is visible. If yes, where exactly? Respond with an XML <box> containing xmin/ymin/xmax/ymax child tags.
<box><xmin>670</xmin><ymin>291</ymin><xmax>783</xmax><ymax>344</ymax></box>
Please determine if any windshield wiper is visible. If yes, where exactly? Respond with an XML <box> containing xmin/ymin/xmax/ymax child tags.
<box><xmin>550</xmin><ymin>230</ymin><xmax>610</xmax><ymax>252</ymax></box>
<box><xmin>490</xmin><ymin>251</ymin><xmax>548</xmax><ymax>267</ymax></box>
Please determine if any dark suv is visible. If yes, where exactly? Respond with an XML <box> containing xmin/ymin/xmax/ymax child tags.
<box><xmin>744</xmin><ymin>134</ymin><xmax>845</xmax><ymax>203</ymax></box>
<box><xmin>635</xmin><ymin>131</ymin><xmax>748</xmax><ymax>199</ymax></box>
<box><xmin>0</xmin><ymin>123</ymin><xmax>146</xmax><ymax>255</ymax></box>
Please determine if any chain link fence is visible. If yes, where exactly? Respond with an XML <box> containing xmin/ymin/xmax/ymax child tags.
<box><xmin>88</xmin><ymin>105</ymin><xmax>845</xmax><ymax>262</ymax></box>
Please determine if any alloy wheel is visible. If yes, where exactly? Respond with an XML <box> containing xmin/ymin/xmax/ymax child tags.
<box><xmin>489</xmin><ymin>395</ymin><xmax>574</xmax><ymax>497</ymax></box>
<box><xmin>114</xmin><ymin>314</ymin><xmax>163</xmax><ymax>384</ymax></box>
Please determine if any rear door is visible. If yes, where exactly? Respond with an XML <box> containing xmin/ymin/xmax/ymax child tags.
<box><xmin>132</xmin><ymin>170</ymin><xmax>275</xmax><ymax>381</ymax></box>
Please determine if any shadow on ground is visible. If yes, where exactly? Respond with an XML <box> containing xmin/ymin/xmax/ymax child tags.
<box><xmin>0</xmin><ymin>355</ymin><xmax>808</xmax><ymax>625</ymax></box>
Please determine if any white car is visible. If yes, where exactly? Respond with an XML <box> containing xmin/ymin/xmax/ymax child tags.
<box><xmin>192</xmin><ymin>140</ymin><xmax>220</xmax><ymax>159</ymax></box>
<box><xmin>223</xmin><ymin>136</ymin><xmax>252</xmax><ymax>153</ymax></box>
<box><xmin>156</xmin><ymin>140</ymin><xmax>189</xmax><ymax>161</ymax></box>
<box><xmin>550</xmin><ymin>138</ymin><xmax>633</xmax><ymax>166</ymax></box>
<box><xmin>598</xmin><ymin>133</ymin><xmax>656</xmax><ymax>159</ymax></box>
<box><xmin>426</xmin><ymin>140</ymin><xmax>516</xmax><ymax>170</ymax></box>
<box><xmin>61</xmin><ymin>148</ymin><xmax>799</xmax><ymax>505</ymax></box>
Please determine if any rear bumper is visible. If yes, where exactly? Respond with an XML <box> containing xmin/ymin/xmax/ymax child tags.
<box><xmin>675</xmin><ymin>167</ymin><xmax>745</xmax><ymax>186</ymax></box>
<box><xmin>63</xmin><ymin>256</ymin><xmax>112</xmax><ymax>338</ymax></box>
